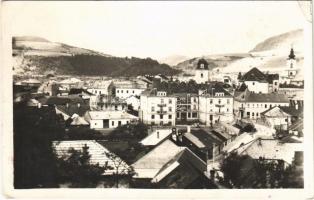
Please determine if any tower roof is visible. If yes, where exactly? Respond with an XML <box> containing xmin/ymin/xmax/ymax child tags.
<box><xmin>288</xmin><ymin>48</ymin><xmax>296</xmax><ymax>60</ymax></box>
<box><xmin>196</xmin><ymin>59</ymin><xmax>209</xmax><ymax>70</ymax></box>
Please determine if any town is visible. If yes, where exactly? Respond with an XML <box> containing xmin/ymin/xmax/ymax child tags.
<box><xmin>13</xmin><ymin>47</ymin><xmax>304</xmax><ymax>189</ymax></box>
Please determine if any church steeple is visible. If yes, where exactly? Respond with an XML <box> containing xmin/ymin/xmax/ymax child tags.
<box><xmin>288</xmin><ymin>48</ymin><xmax>296</xmax><ymax>60</ymax></box>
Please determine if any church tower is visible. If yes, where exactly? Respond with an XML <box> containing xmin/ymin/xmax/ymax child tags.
<box><xmin>195</xmin><ymin>59</ymin><xmax>210</xmax><ymax>84</ymax></box>
<box><xmin>286</xmin><ymin>48</ymin><xmax>298</xmax><ymax>78</ymax></box>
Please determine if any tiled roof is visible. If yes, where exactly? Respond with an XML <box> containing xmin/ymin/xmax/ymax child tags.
<box><xmin>240</xmin><ymin>67</ymin><xmax>268</xmax><ymax>82</ymax></box>
<box><xmin>235</xmin><ymin>89</ymin><xmax>289</xmax><ymax>103</ymax></box>
<box><xmin>52</xmin><ymin>140</ymin><xmax>130</xmax><ymax>175</ymax></box>
<box><xmin>202</xmin><ymin>83</ymin><xmax>232</xmax><ymax>97</ymax></box>
<box><xmin>236</xmin><ymin>138</ymin><xmax>303</xmax><ymax>165</ymax></box>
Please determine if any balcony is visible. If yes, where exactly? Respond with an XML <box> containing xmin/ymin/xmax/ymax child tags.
<box><xmin>215</xmin><ymin>104</ymin><xmax>225</xmax><ymax>108</ymax></box>
<box><xmin>157</xmin><ymin>110</ymin><xmax>167</xmax><ymax>114</ymax></box>
<box><xmin>157</xmin><ymin>103</ymin><xmax>166</xmax><ymax>107</ymax></box>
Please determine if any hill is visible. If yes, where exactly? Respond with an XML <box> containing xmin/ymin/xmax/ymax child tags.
<box><xmin>174</xmin><ymin>29</ymin><xmax>304</xmax><ymax>74</ymax></box>
<box><xmin>12</xmin><ymin>36</ymin><xmax>180</xmax><ymax>76</ymax></box>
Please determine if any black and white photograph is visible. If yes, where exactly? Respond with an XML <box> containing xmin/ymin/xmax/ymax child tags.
<box><xmin>1</xmin><ymin>0</ymin><xmax>313</xmax><ymax>199</ymax></box>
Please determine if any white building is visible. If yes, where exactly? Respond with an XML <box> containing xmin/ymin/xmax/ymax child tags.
<box><xmin>238</xmin><ymin>67</ymin><xmax>279</xmax><ymax>93</ymax></box>
<box><xmin>194</xmin><ymin>59</ymin><xmax>210</xmax><ymax>84</ymax></box>
<box><xmin>87</xmin><ymin>80</ymin><xmax>114</xmax><ymax>96</ymax></box>
<box><xmin>115</xmin><ymin>81</ymin><xmax>146</xmax><ymax>99</ymax></box>
<box><xmin>86</xmin><ymin>110</ymin><xmax>138</xmax><ymax>129</ymax></box>
<box><xmin>139</xmin><ymin>89</ymin><xmax>177</xmax><ymax>126</ymax></box>
<box><xmin>280</xmin><ymin>48</ymin><xmax>299</xmax><ymax>84</ymax></box>
<box><xmin>260</xmin><ymin>106</ymin><xmax>293</xmax><ymax>130</ymax></box>
<box><xmin>234</xmin><ymin>89</ymin><xmax>290</xmax><ymax>119</ymax></box>
<box><xmin>89</xmin><ymin>95</ymin><xmax>127</xmax><ymax>111</ymax></box>
<box><xmin>198</xmin><ymin>84</ymin><xmax>234</xmax><ymax>125</ymax></box>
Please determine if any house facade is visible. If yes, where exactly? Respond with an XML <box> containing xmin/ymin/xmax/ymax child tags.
<box><xmin>234</xmin><ymin>89</ymin><xmax>290</xmax><ymax>119</ymax></box>
<box><xmin>174</xmin><ymin>93</ymin><xmax>199</xmax><ymax>123</ymax></box>
<box><xmin>115</xmin><ymin>81</ymin><xmax>146</xmax><ymax>99</ymax></box>
<box><xmin>198</xmin><ymin>85</ymin><xmax>234</xmax><ymax>125</ymax></box>
<box><xmin>139</xmin><ymin>89</ymin><xmax>177</xmax><ymax>126</ymax></box>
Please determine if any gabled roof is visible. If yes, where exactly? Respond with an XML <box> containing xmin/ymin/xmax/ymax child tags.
<box><xmin>196</xmin><ymin>59</ymin><xmax>209</xmax><ymax>70</ymax></box>
<box><xmin>201</xmin><ymin>83</ymin><xmax>232</xmax><ymax>97</ymax></box>
<box><xmin>52</xmin><ymin>140</ymin><xmax>130</xmax><ymax>175</ymax></box>
<box><xmin>68</xmin><ymin>88</ymin><xmax>94</xmax><ymax>96</ymax></box>
<box><xmin>132</xmin><ymin>140</ymin><xmax>185</xmax><ymax>179</ymax></box>
<box><xmin>260</xmin><ymin>106</ymin><xmax>292</xmax><ymax>117</ymax></box>
<box><xmin>235</xmin><ymin>89</ymin><xmax>289</xmax><ymax>103</ymax></box>
<box><xmin>184</xmin><ymin>128</ymin><xmax>224</xmax><ymax>149</ymax></box>
<box><xmin>240</xmin><ymin>67</ymin><xmax>268</xmax><ymax>82</ymax></box>
<box><xmin>45</xmin><ymin>96</ymin><xmax>85</xmax><ymax>105</ymax></box>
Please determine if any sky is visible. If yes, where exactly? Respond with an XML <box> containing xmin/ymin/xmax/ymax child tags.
<box><xmin>3</xmin><ymin>1</ymin><xmax>307</xmax><ymax>60</ymax></box>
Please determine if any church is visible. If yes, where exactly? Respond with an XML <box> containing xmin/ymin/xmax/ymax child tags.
<box><xmin>194</xmin><ymin>59</ymin><xmax>210</xmax><ymax>84</ymax></box>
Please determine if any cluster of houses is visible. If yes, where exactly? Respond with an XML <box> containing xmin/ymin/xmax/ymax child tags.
<box><xmin>13</xmin><ymin>48</ymin><xmax>304</xmax><ymax>188</ymax></box>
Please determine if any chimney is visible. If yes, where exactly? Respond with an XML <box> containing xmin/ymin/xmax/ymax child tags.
<box><xmin>187</xmin><ymin>125</ymin><xmax>191</xmax><ymax>133</ymax></box>
<box><xmin>157</xmin><ymin>131</ymin><xmax>160</xmax><ymax>139</ymax></box>
<box><xmin>295</xmin><ymin>103</ymin><xmax>298</xmax><ymax>110</ymax></box>
<box><xmin>66</xmin><ymin>103</ymin><xmax>69</xmax><ymax>108</ymax></box>
<box><xmin>38</xmin><ymin>102</ymin><xmax>42</xmax><ymax>108</ymax></box>
<box><xmin>77</xmin><ymin>103</ymin><xmax>81</xmax><ymax>108</ymax></box>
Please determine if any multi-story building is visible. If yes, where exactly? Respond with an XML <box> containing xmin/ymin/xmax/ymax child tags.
<box><xmin>115</xmin><ymin>81</ymin><xmax>146</xmax><ymax>99</ymax></box>
<box><xmin>198</xmin><ymin>84</ymin><xmax>234</xmax><ymax>126</ymax></box>
<box><xmin>194</xmin><ymin>59</ymin><xmax>210</xmax><ymax>84</ymax></box>
<box><xmin>89</xmin><ymin>95</ymin><xmax>127</xmax><ymax>111</ymax></box>
<box><xmin>87</xmin><ymin>80</ymin><xmax>114</xmax><ymax>96</ymax></box>
<box><xmin>239</xmin><ymin>67</ymin><xmax>279</xmax><ymax>93</ymax></box>
<box><xmin>139</xmin><ymin>89</ymin><xmax>177</xmax><ymax>126</ymax></box>
<box><xmin>174</xmin><ymin>93</ymin><xmax>199</xmax><ymax>123</ymax></box>
<box><xmin>234</xmin><ymin>89</ymin><xmax>290</xmax><ymax>119</ymax></box>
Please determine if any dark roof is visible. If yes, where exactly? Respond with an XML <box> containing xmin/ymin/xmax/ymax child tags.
<box><xmin>279</xmin><ymin>105</ymin><xmax>303</xmax><ymax>117</ymax></box>
<box><xmin>203</xmin><ymin>83</ymin><xmax>232</xmax><ymax>97</ymax></box>
<box><xmin>240</xmin><ymin>67</ymin><xmax>268</xmax><ymax>82</ymax></box>
<box><xmin>288</xmin><ymin>48</ymin><xmax>296</xmax><ymax>60</ymax></box>
<box><xmin>68</xmin><ymin>88</ymin><xmax>93</xmax><ymax>96</ymax></box>
<box><xmin>56</xmin><ymin>104</ymin><xmax>90</xmax><ymax>117</ymax></box>
<box><xmin>154</xmin><ymin>148</ymin><xmax>207</xmax><ymax>188</ymax></box>
<box><xmin>196</xmin><ymin>59</ymin><xmax>209</xmax><ymax>70</ymax></box>
<box><xmin>184</xmin><ymin>128</ymin><xmax>224</xmax><ymax>148</ymax></box>
<box><xmin>236</xmin><ymin>89</ymin><xmax>289</xmax><ymax>103</ymax></box>
<box><xmin>45</xmin><ymin>96</ymin><xmax>85</xmax><ymax>105</ymax></box>
<box><xmin>266</xmin><ymin>74</ymin><xmax>279</xmax><ymax>84</ymax></box>
<box><xmin>289</xmin><ymin>119</ymin><xmax>303</xmax><ymax>132</ymax></box>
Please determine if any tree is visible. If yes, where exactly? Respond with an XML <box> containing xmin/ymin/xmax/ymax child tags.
<box><xmin>56</xmin><ymin>145</ymin><xmax>105</xmax><ymax>188</ymax></box>
<box><xmin>14</xmin><ymin>102</ymin><xmax>66</xmax><ymax>188</ymax></box>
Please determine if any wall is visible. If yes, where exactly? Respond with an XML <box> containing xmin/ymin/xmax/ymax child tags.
<box><xmin>195</xmin><ymin>70</ymin><xmax>210</xmax><ymax>84</ymax></box>
<box><xmin>90</xmin><ymin>119</ymin><xmax>104</xmax><ymax>129</ymax></box>
<box><xmin>244</xmin><ymin>81</ymin><xmax>269</xmax><ymax>94</ymax></box>
<box><xmin>115</xmin><ymin>88</ymin><xmax>145</xmax><ymax>99</ymax></box>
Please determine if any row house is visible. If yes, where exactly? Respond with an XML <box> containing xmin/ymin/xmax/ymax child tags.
<box><xmin>139</xmin><ymin>89</ymin><xmax>177</xmax><ymax>126</ymax></box>
<box><xmin>238</xmin><ymin>67</ymin><xmax>279</xmax><ymax>93</ymax></box>
<box><xmin>198</xmin><ymin>84</ymin><xmax>234</xmax><ymax>126</ymax></box>
<box><xmin>234</xmin><ymin>89</ymin><xmax>290</xmax><ymax>119</ymax></box>
<box><xmin>174</xmin><ymin>93</ymin><xmax>199</xmax><ymax>123</ymax></box>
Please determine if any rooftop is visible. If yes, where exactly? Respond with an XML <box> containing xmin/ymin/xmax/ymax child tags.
<box><xmin>140</xmin><ymin>129</ymin><xmax>172</xmax><ymax>146</ymax></box>
<box><xmin>52</xmin><ymin>140</ymin><xmax>130</xmax><ymax>175</ymax></box>
<box><xmin>87</xmin><ymin>110</ymin><xmax>138</xmax><ymax>120</ymax></box>
<box><xmin>56</xmin><ymin>104</ymin><xmax>90</xmax><ymax>117</ymax></box>
<box><xmin>235</xmin><ymin>89</ymin><xmax>289</xmax><ymax>103</ymax></box>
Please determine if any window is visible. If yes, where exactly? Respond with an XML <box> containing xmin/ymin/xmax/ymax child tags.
<box><xmin>151</xmin><ymin>115</ymin><xmax>155</xmax><ymax>119</ymax></box>
<box><xmin>256</xmin><ymin>113</ymin><xmax>259</xmax><ymax>117</ymax></box>
<box><xmin>192</xmin><ymin>112</ymin><xmax>197</xmax><ymax>118</ymax></box>
<box><xmin>117</xmin><ymin>90</ymin><xmax>119</xmax><ymax>93</ymax></box>
<box><xmin>132</xmin><ymin>90</ymin><xmax>135</xmax><ymax>94</ymax></box>
<box><xmin>121</xmin><ymin>90</ymin><xmax>123</xmax><ymax>93</ymax></box>
<box><xmin>252</xmin><ymin>112</ymin><xmax>255</xmax><ymax>117</ymax></box>
<box><xmin>169</xmin><ymin>115</ymin><xmax>172</xmax><ymax>119</ymax></box>
<box><xmin>112</xmin><ymin>121</ymin><xmax>114</xmax><ymax>126</ymax></box>
<box><xmin>151</xmin><ymin>107</ymin><xmax>155</xmax><ymax>111</ymax></box>
<box><xmin>252</xmin><ymin>82</ymin><xmax>255</xmax><ymax>85</ymax></box>
<box><xmin>227</xmin><ymin>99</ymin><xmax>230</xmax><ymax>104</ymax></box>
<box><xmin>99</xmin><ymin>91</ymin><xmax>101</xmax><ymax>94</ymax></box>
<box><xmin>218</xmin><ymin>99</ymin><xmax>221</xmax><ymax>104</ymax></box>
<box><xmin>169</xmin><ymin>99</ymin><xmax>172</xmax><ymax>104</ymax></box>
<box><xmin>118</xmin><ymin>121</ymin><xmax>122</xmax><ymax>126</ymax></box>
<box><xmin>160</xmin><ymin>115</ymin><xmax>163</xmax><ymax>119</ymax></box>
<box><xmin>188</xmin><ymin>113</ymin><xmax>191</xmax><ymax>118</ymax></box>
<box><xmin>169</xmin><ymin>107</ymin><xmax>172</xmax><ymax>112</ymax></box>
<box><xmin>126</xmin><ymin>90</ymin><xmax>129</xmax><ymax>93</ymax></box>
<box><xmin>274</xmin><ymin>82</ymin><xmax>277</xmax><ymax>86</ymax></box>
<box><xmin>227</xmin><ymin>108</ymin><xmax>229</xmax><ymax>112</ymax></box>
<box><xmin>161</xmin><ymin>99</ymin><xmax>164</xmax><ymax>104</ymax></box>
<box><xmin>265</xmin><ymin>104</ymin><xmax>267</xmax><ymax>108</ymax></box>
<box><xmin>210</xmin><ymin>99</ymin><xmax>213</xmax><ymax>104</ymax></box>
<box><xmin>194</xmin><ymin>98</ymin><xmax>197</xmax><ymax>103</ymax></box>
<box><xmin>115</xmin><ymin>105</ymin><xmax>118</xmax><ymax>110</ymax></box>
<box><xmin>201</xmin><ymin>73</ymin><xmax>203</xmax><ymax>78</ymax></box>
<box><xmin>177</xmin><ymin>113</ymin><xmax>180</xmax><ymax>118</ymax></box>
<box><xmin>193</xmin><ymin>105</ymin><xmax>197</xmax><ymax>110</ymax></box>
